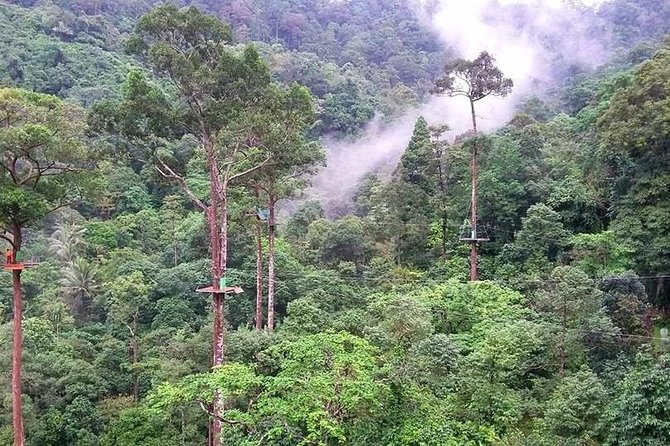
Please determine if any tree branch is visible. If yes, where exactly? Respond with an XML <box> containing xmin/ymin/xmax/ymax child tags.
<box><xmin>197</xmin><ymin>401</ymin><xmax>247</xmax><ymax>427</ymax></box>
<box><xmin>155</xmin><ymin>159</ymin><xmax>208</xmax><ymax>212</ymax></box>
<box><xmin>0</xmin><ymin>160</ymin><xmax>18</xmax><ymax>184</ymax></box>
<box><xmin>228</xmin><ymin>155</ymin><xmax>272</xmax><ymax>183</ymax></box>
<box><xmin>0</xmin><ymin>234</ymin><xmax>17</xmax><ymax>250</ymax></box>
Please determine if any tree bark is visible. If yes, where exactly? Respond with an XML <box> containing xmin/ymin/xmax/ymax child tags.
<box><xmin>211</xmin><ymin>191</ymin><xmax>229</xmax><ymax>446</ymax></box>
<box><xmin>173</xmin><ymin>217</ymin><xmax>179</xmax><ymax>268</ymax></box>
<box><xmin>130</xmin><ymin>315</ymin><xmax>139</xmax><ymax>402</ymax></box>
<box><xmin>203</xmin><ymin>134</ymin><xmax>225</xmax><ymax>446</ymax></box>
<box><xmin>469</xmin><ymin>99</ymin><xmax>479</xmax><ymax>282</ymax></box>
<box><xmin>266</xmin><ymin>192</ymin><xmax>277</xmax><ymax>334</ymax></box>
<box><xmin>436</xmin><ymin>155</ymin><xmax>448</xmax><ymax>260</ymax></box>
<box><xmin>559</xmin><ymin>296</ymin><xmax>567</xmax><ymax>376</ymax></box>
<box><xmin>254</xmin><ymin>213</ymin><xmax>264</xmax><ymax>331</ymax></box>
<box><xmin>11</xmin><ymin>225</ymin><xmax>24</xmax><ymax>446</ymax></box>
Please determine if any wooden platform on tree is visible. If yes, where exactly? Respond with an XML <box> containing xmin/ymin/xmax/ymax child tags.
<box><xmin>3</xmin><ymin>262</ymin><xmax>39</xmax><ymax>271</ymax></box>
<box><xmin>196</xmin><ymin>286</ymin><xmax>244</xmax><ymax>295</ymax></box>
<box><xmin>459</xmin><ymin>237</ymin><xmax>490</xmax><ymax>243</ymax></box>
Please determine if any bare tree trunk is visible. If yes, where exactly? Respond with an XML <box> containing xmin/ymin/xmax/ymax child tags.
<box><xmin>216</xmin><ymin>195</ymin><xmax>228</xmax><ymax>367</ymax></box>
<box><xmin>559</xmin><ymin>297</ymin><xmax>567</xmax><ymax>376</ymax></box>
<box><xmin>12</xmin><ymin>269</ymin><xmax>24</xmax><ymax>446</ymax></box>
<box><xmin>255</xmin><ymin>214</ymin><xmax>264</xmax><ymax>331</ymax></box>
<box><xmin>436</xmin><ymin>159</ymin><xmax>448</xmax><ymax>260</ymax></box>
<box><xmin>211</xmin><ymin>291</ymin><xmax>224</xmax><ymax>445</ymax></box>
<box><xmin>441</xmin><ymin>214</ymin><xmax>448</xmax><ymax>259</ymax></box>
<box><xmin>173</xmin><ymin>218</ymin><xmax>178</xmax><ymax>268</ymax></box>
<box><xmin>204</xmin><ymin>135</ymin><xmax>225</xmax><ymax>446</ymax></box>
<box><xmin>213</xmin><ymin>188</ymin><xmax>230</xmax><ymax>446</ymax></box>
<box><xmin>160</xmin><ymin>130</ymin><xmax>238</xmax><ymax>446</ymax></box>
<box><xmin>266</xmin><ymin>192</ymin><xmax>277</xmax><ymax>334</ymax></box>
<box><xmin>469</xmin><ymin>99</ymin><xmax>479</xmax><ymax>282</ymax></box>
<box><xmin>131</xmin><ymin>315</ymin><xmax>139</xmax><ymax>402</ymax></box>
<box><xmin>11</xmin><ymin>225</ymin><xmax>24</xmax><ymax>446</ymax></box>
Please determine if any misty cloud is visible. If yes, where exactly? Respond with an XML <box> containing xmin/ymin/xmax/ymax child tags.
<box><xmin>312</xmin><ymin>0</ymin><xmax>612</xmax><ymax>215</ymax></box>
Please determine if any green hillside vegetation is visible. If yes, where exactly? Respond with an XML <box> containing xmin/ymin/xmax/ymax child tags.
<box><xmin>0</xmin><ymin>1</ymin><xmax>670</xmax><ymax>445</ymax></box>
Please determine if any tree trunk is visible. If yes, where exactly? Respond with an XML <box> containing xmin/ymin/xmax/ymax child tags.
<box><xmin>559</xmin><ymin>297</ymin><xmax>567</xmax><ymax>376</ymax></box>
<box><xmin>11</xmin><ymin>225</ymin><xmax>24</xmax><ymax>446</ymax></box>
<box><xmin>204</xmin><ymin>134</ymin><xmax>225</xmax><ymax>446</ymax></box>
<box><xmin>173</xmin><ymin>218</ymin><xmax>178</xmax><ymax>268</ymax></box>
<box><xmin>469</xmin><ymin>99</ymin><xmax>479</xmax><ymax>282</ymax></box>
<box><xmin>266</xmin><ymin>193</ymin><xmax>277</xmax><ymax>334</ymax></box>
<box><xmin>254</xmin><ymin>214</ymin><xmax>264</xmax><ymax>331</ymax></box>
<box><xmin>210</xmin><ymin>192</ymin><xmax>229</xmax><ymax>446</ymax></box>
<box><xmin>215</xmin><ymin>196</ymin><xmax>228</xmax><ymax>368</ymax></box>
<box><xmin>12</xmin><ymin>269</ymin><xmax>24</xmax><ymax>446</ymax></box>
<box><xmin>441</xmin><ymin>212</ymin><xmax>448</xmax><ymax>259</ymax></box>
<box><xmin>436</xmin><ymin>158</ymin><xmax>448</xmax><ymax>260</ymax></box>
<box><xmin>131</xmin><ymin>315</ymin><xmax>139</xmax><ymax>402</ymax></box>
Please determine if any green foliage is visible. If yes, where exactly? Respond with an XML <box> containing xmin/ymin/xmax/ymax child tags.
<box><xmin>543</xmin><ymin>368</ymin><xmax>607</xmax><ymax>444</ymax></box>
<box><xmin>599</xmin><ymin>43</ymin><xmax>670</xmax><ymax>282</ymax></box>
<box><xmin>570</xmin><ymin>231</ymin><xmax>633</xmax><ymax>277</ymax></box>
<box><xmin>433</xmin><ymin>51</ymin><xmax>513</xmax><ymax>102</ymax></box>
<box><xmin>0</xmin><ymin>1</ymin><xmax>669</xmax><ymax>444</ymax></box>
<box><xmin>146</xmin><ymin>333</ymin><xmax>388</xmax><ymax>445</ymax></box>
<box><xmin>601</xmin><ymin>355</ymin><xmax>670</xmax><ymax>446</ymax></box>
<box><xmin>0</xmin><ymin>87</ymin><xmax>94</xmax><ymax>229</ymax></box>
<box><xmin>0</xmin><ymin>3</ymin><xmax>132</xmax><ymax>103</ymax></box>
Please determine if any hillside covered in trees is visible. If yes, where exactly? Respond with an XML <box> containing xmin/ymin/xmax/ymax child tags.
<box><xmin>1</xmin><ymin>0</ymin><xmax>670</xmax><ymax>445</ymax></box>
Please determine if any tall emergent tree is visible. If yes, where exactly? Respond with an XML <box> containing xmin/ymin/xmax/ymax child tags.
<box><xmin>0</xmin><ymin>88</ymin><xmax>93</xmax><ymax>446</ymax></box>
<box><xmin>432</xmin><ymin>51</ymin><xmax>513</xmax><ymax>281</ymax></box>
<box><xmin>116</xmin><ymin>4</ymin><xmax>298</xmax><ymax>443</ymax></box>
<box><xmin>244</xmin><ymin>83</ymin><xmax>324</xmax><ymax>333</ymax></box>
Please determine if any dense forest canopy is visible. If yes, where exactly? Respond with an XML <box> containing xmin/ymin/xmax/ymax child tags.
<box><xmin>0</xmin><ymin>0</ymin><xmax>670</xmax><ymax>445</ymax></box>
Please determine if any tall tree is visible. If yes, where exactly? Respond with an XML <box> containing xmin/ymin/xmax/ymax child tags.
<box><xmin>118</xmin><ymin>4</ymin><xmax>297</xmax><ymax>442</ymax></box>
<box><xmin>536</xmin><ymin>266</ymin><xmax>605</xmax><ymax>375</ymax></box>
<box><xmin>387</xmin><ymin>117</ymin><xmax>436</xmax><ymax>267</ymax></box>
<box><xmin>248</xmin><ymin>186</ymin><xmax>265</xmax><ymax>331</ymax></box>
<box><xmin>106</xmin><ymin>271</ymin><xmax>151</xmax><ymax>402</ymax></box>
<box><xmin>244</xmin><ymin>83</ymin><xmax>323</xmax><ymax>334</ymax></box>
<box><xmin>0</xmin><ymin>87</ymin><xmax>93</xmax><ymax>446</ymax></box>
<box><xmin>432</xmin><ymin>51</ymin><xmax>513</xmax><ymax>281</ymax></box>
<box><xmin>429</xmin><ymin>124</ymin><xmax>452</xmax><ymax>259</ymax></box>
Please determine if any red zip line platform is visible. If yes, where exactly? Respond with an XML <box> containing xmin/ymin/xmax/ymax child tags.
<box><xmin>2</xmin><ymin>249</ymin><xmax>38</xmax><ymax>271</ymax></box>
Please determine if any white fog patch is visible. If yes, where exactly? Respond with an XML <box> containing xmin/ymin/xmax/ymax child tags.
<box><xmin>311</xmin><ymin>0</ymin><xmax>612</xmax><ymax>215</ymax></box>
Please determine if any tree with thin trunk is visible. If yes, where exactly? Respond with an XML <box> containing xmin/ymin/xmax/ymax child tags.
<box><xmin>536</xmin><ymin>266</ymin><xmax>603</xmax><ymax>375</ymax></box>
<box><xmin>432</xmin><ymin>51</ymin><xmax>513</xmax><ymax>281</ymax></box>
<box><xmin>429</xmin><ymin>124</ymin><xmax>452</xmax><ymax>260</ymax></box>
<box><xmin>0</xmin><ymin>87</ymin><xmax>93</xmax><ymax>446</ymax></box>
<box><xmin>243</xmin><ymin>84</ymin><xmax>324</xmax><ymax>334</ymax></box>
<box><xmin>249</xmin><ymin>184</ymin><xmax>264</xmax><ymax>331</ymax></box>
<box><xmin>95</xmin><ymin>5</ymin><xmax>282</xmax><ymax>443</ymax></box>
<box><xmin>106</xmin><ymin>271</ymin><xmax>151</xmax><ymax>402</ymax></box>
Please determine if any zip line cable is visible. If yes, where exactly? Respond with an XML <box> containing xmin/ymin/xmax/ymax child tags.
<box><xmin>257</xmin><ymin>271</ymin><xmax>670</xmax><ymax>285</ymax></box>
